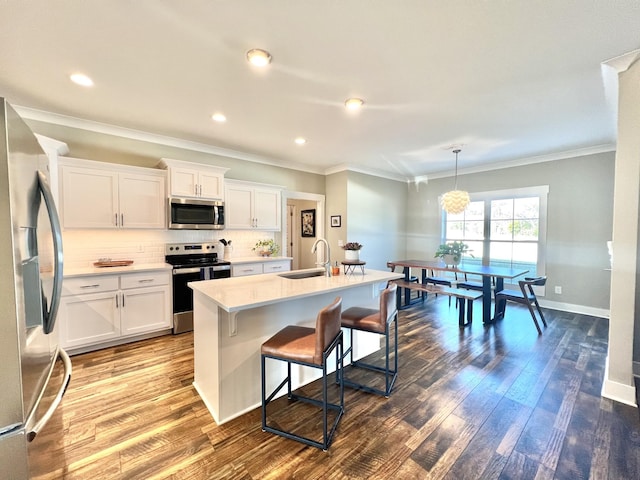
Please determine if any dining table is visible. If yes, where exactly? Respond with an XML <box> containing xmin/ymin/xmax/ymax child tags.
<box><xmin>387</xmin><ymin>259</ymin><xmax>529</xmax><ymax>324</ymax></box>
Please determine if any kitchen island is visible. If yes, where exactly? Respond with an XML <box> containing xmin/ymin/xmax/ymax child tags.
<box><xmin>189</xmin><ymin>268</ymin><xmax>403</xmax><ymax>424</ymax></box>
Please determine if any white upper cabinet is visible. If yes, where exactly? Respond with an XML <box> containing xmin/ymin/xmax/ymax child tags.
<box><xmin>59</xmin><ymin>158</ymin><xmax>166</xmax><ymax>229</ymax></box>
<box><xmin>158</xmin><ymin>158</ymin><xmax>228</xmax><ymax>200</ymax></box>
<box><xmin>225</xmin><ymin>180</ymin><xmax>282</xmax><ymax>230</ymax></box>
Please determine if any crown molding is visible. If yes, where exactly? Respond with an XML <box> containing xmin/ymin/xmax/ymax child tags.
<box><xmin>602</xmin><ymin>48</ymin><xmax>640</xmax><ymax>73</ymax></box>
<box><xmin>423</xmin><ymin>143</ymin><xmax>616</xmax><ymax>181</ymax></box>
<box><xmin>15</xmin><ymin>104</ymin><xmax>616</xmax><ymax>185</ymax></box>
<box><xmin>14</xmin><ymin>105</ymin><xmax>327</xmax><ymax>175</ymax></box>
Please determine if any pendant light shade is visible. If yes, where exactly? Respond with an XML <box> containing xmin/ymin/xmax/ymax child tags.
<box><xmin>441</xmin><ymin>149</ymin><xmax>470</xmax><ymax>214</ymax></box>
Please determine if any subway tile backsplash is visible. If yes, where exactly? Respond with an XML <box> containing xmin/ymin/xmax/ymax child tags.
<box><xmin>62</xmin><ymin>229</ymin><xmax>277</xmax><ymax>269</ymax></box>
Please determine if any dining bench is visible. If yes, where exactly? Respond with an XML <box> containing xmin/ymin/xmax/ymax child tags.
<box><xmin>390</xmin><ymin>279</ymin><xmax>482</xmax><ymax>327</ymax></box>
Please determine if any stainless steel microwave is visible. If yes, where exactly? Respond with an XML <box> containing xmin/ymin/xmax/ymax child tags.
<box><xmin>169</xmin><ymin>197</ymin><xmax>224</xmax><ymax>230</ymax></box>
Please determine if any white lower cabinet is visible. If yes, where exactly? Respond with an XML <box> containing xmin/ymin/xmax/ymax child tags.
<box><xmin>231</xmin><ymin>260</ymin><xmax>291</xmax><ymax>277</ymax></box>
<box><xmin>59</xmin><ymin>289</ymin><xmax>120</xmax><ymax>348</ymax></box>
<box><xmin>59</xmin><ymin>270</ymin><xmax>171</xmax><ymax>351</ymax></box>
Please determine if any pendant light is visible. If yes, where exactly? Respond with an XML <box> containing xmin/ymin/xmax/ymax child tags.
<box><xmin>441</xmin><ymin>149</ymin><xmax>470</xmax><ymax>214</ymax></box>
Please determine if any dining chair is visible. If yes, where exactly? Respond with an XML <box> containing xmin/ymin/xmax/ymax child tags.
<box><xmin>494</xmin><ymin>276</ymin><xmax>548</xmax><ymax>334</ymax></box>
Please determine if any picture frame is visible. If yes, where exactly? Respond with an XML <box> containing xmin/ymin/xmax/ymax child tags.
<box><xmin>301</xmin><ymin>209</ymin><xmax>316</xmax><ymax>237</ymax></box>
<box><xmin>330</xmin><ymin>215</ymin><xmax>341</xmax><ymax>227</ymax></box>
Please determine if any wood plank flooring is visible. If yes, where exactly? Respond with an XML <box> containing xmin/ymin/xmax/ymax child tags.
<box><xmin>29</xmin><ymin>297</ymin><xmax>640</xmax><ymax>479</ymax></box>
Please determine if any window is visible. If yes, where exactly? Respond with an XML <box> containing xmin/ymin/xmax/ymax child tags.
<box><xmin>442</xmin><ymin>186</ymin><xmax>548</xmax><ymax>281</ymax></box>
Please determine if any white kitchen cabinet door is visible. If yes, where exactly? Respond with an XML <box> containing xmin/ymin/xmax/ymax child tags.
<box><xmin>225</xmin><ymin>181</ymin><xmax>281</xmax><ymax>230</ymax></box>
<box><xmin>168</xmin><ymin>165</ymin><xmax>224</xmax><ymax>199</ymax></box>
<box><xmin>58</xmin><ymin>291</ymin><xmax>120</xmax><ymax>349</ymax></box>
<box><xmin>168</xmin><ymin>166</ymin><xmax>199</xmax><ymax>197</ymax></box>
<box><xmin>60</xmin><ymin>160</ymin><xmax>166</xmax><ymax>229</ymax></box>
<box><xmin>60</xmin><ymin>166</ymin><xmax>118</xmax><ymax>228</ymax></box>
<box><xmin>225</xmin><ymin>183</ymin><xmax>254</xmax><ymax>229</ymax></box>
<box><xmin>120</xmin><ymin>285</ymin><xmax>171</xmax><ymax>336</ymax></box>
<box><xmin>119</xmin><ymin>172</ymin><xmax>166</xmax><ymax>228</ymax></box>
<box><xmin>254</xmin><ymin>187</ymin><xmax>281</xmax><ymax>230</ymax></box>
<box><xmin>198</xmin><ymin>170</ymin><xmax>224</xmax><ymax>199</ymax></box>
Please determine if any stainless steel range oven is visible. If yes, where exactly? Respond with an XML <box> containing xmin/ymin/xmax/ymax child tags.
<box><xmin>165</xmin><ymin>242</ymin><xmax>231</xmax><ymax>334</ymax></box>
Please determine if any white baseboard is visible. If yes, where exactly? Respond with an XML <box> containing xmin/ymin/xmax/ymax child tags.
<box><xmin>602</xmin><ymin>356</ymin><xmax>638</xmax><ymax>407</ymax></box>
<box><xmin>539</xmin><ymin>299</ymin><xmax>609</xmax><ymax>319</ymax></box>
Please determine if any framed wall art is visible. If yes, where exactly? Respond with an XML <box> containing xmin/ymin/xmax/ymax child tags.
<box><xmin>330</xmin><ymin>215</ymin><xmax>341</xmax><ymax>227</ymax></box>
<box><xmin>301</xmin><ymin>209</ymin><xmax>316</xmax><ymax>237</ymax></box>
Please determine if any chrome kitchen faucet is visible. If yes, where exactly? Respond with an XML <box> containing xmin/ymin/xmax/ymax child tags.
<box><xmin>311</xmin><ymin>238</ymin><xmax>331</xmax><ymax>277</ymax></box>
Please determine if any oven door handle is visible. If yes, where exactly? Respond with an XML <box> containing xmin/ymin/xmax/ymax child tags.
<box><xmin>211</xmin><ymin>265</ymin><xmax>231</xmax><ymax>272</ymax></box>
<box><xmin>173</xmin><ymin>267</ymin><xmax>204</xmax><ymax>275</ymax></box>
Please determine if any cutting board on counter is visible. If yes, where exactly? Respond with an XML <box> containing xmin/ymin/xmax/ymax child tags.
<box><xmin>93</xmin><ymin>260</ymin><xmax>134</xmax><ymax>268</ymax></box>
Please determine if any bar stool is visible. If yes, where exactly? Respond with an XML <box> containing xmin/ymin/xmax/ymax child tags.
<box><xmin>261</xmin><ymin>297</ymin><xmax>344</xmax><ymax>450</ymax></box>
<box><xmin>339</xmin><ymin>283</ymin><xmax>398</xmax><ymax>397</ymax></box>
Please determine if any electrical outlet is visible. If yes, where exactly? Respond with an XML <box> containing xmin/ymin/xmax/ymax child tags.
<box><xmin>554</xmin><ymin>286</ymin><xmax>562</xmax><ymax>294</ymax></box>
<box><xmin>338</xmin><ymin>240</ymin><xmax>344</xmax><ymax>247</ymax></box>
<box><xmin>138</xmin><ymin>244</ymin><xmax>144</xmax><ymax>253</ymax></box>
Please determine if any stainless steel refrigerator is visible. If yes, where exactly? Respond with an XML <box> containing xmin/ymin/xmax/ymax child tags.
<box><xmin>0</xmin><ymin>99</ymin><xmax>71</xmax><ymax>478</ymax></box>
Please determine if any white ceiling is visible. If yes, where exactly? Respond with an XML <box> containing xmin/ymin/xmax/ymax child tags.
<box><xmin>2</xmin><ymin>1</ymin><xmax>640</xmax><ymax>180</ymax></box>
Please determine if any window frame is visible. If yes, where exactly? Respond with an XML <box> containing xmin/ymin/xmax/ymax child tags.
<box><xmin>440</xmin><ymin>185</ymin><xmax>549</xmax><ymax>289</ymax></box>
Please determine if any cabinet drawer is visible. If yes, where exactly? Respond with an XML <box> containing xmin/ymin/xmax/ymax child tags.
<box><xmin>263</xmin><ymin>261</ymin><xmax>291</xmax><ymax>273</ymax></box>
<box><xmin>62</xmin><ymin>275</ymin><xmax>119</xmax><ymax>296</ymax></box>
<box><xmin>232</xmin><ymin>263</ymin><xmax>263</xmax><ymax>277</ymax></box>
<box><xmin>120</xmin><ymin>271</ymin><xmax>170</xmax><ymax>289</ymax></box>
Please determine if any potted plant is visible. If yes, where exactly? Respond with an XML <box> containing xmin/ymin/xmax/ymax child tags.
<box><xmin>434</xmin><ymin>241</ymin><xmax>472</xmax><ymax>266</ymax></box>
<box><xmin>253</xmin><ymin>239</ymin><xmax>280</xmax><ymax>257</ymax></box>
<box><xmin>342</xmin><ymin>241</ymin><xmax>363</xmax><ymax>261</ymax></box>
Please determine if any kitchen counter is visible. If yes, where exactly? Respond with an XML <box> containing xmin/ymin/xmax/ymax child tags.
<box><xmin>227</xmin><ymin>255</ymin><xmax>293</xmax><ymax>264</ymax></box>
<box><xmin>63</xmin><ymin>262</ymin><xmax>172</xmax><ymax>278</ymax></box>
<box><xmin>190</xmin><ymin>268</ymin><xmax>402</xmax><ymax>424</ymax></box>
<box><xmin>189</xmin><ymin>267</ymin><xmax>399</xmax><ymax>312</ymax></box>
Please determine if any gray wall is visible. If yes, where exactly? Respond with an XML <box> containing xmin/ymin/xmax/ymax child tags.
<box><xmin>346</xmin><ymin>171</ymin><xmax>407</xmax><ymax>271</ymax></box>
<box><xmin>29</xmin><ymin>117</ymin><xmax>615</xmax><ymax>311</ymax></box>
<box><xmin>406</xmin><ymin>152</ymin><xmax>615</xmax><ymax>310</ymax></box>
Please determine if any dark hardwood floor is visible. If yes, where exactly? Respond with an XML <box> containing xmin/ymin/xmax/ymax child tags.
<box><xmin>30</xmin><ymin>297</ymin><xmax>640</xmax><ymax>479</ymax></box>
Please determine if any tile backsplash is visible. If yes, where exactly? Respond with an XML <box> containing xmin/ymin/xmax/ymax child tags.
<box><xmin>62</xmin><ymin>229</ymin><xmax>278</xmax><ymax>269</ymax></box>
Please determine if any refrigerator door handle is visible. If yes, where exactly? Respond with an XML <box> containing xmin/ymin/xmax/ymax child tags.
<box><xmin>26</xmin><ymin>348</ymin><xmax>72</xmax><ymax>442</ymax></box>
<box><xmin>37</xmin><ymin>171</ymin><xmax>64</xmax><ymax>334</ymax></box>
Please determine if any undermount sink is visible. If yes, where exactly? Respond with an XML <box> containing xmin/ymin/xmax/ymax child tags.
<box><xmin>278</xmin><ymin>270</ymin><xmax>325</xmax><ymax>279</ymax></box>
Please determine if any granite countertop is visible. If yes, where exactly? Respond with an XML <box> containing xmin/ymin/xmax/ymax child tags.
<box><xmin>189</xmin><ymin>268</ymin><xmax>402</xmax><ymax>312</ymax></box>
<box><xmin>64</xmin><ymin>262</ymin><xmax>172</xmax><ymax>278</ymax></box>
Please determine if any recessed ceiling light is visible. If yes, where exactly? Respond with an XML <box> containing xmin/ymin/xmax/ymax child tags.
<box><xmin>344</xmin><ymin>97</ymin><xmax>364</xmax><ymax>110</ymax></box>
<box><xmin>294</xmin><ymin>137</ymin><xmax>306</xmax><ymax>145</ymax></box>
<box><xmin>70</xmin><ymin>73</ymin><xmax>93</xmax><ymax>87</ymax></box>
<box><xmin>211</xmin><ymin>113</ymin><xmax>227</xmax><ymax>123</ymax></box>
<box><xmin>246</xmin><ymin>48</ymin><xmax>272</xmax><ymax>67</ymax></box>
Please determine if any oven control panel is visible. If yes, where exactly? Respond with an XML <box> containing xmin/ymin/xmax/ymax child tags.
<box><xmin>165</xmin><ymin>242</ymin><xmax>219</xmax><ymax>255</ymax></box>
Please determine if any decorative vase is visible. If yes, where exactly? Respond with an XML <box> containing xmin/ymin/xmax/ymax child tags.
<box><xmin>443</xmin><ymin>254</ymin><xmax>460</xmax><ymax>267</ymax></box>
<box><xmin>345</xmin><ymin>250</ymin><xmax>360</xmax><ymax>261</ymax></box>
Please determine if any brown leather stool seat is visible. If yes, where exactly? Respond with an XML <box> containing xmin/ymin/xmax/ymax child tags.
<box><xmin>261</xmin><ymin>297</ymin><xmax>344</xmax><ymax>451</ymax></box>
<box><xmin>340</xmin><ymin>283</ymin><xmax>398</xmax><ymax>397</ymax></box>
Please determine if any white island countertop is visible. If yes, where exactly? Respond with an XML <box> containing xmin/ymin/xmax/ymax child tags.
<box><xmin>190</xmin><ymin>266</ymin><xmax>403</xmax><ymax>425</ymax></box>
<box><xmin>189</xmin><ymin>268</ymin><xmax>402</xmax><ymax>312</ymax></box>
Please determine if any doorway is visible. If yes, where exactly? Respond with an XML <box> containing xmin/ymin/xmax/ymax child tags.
<box><xmin>281</xmin><ymin>191</ymin><xmax>325</xmax><ymax>270</ymax></box>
